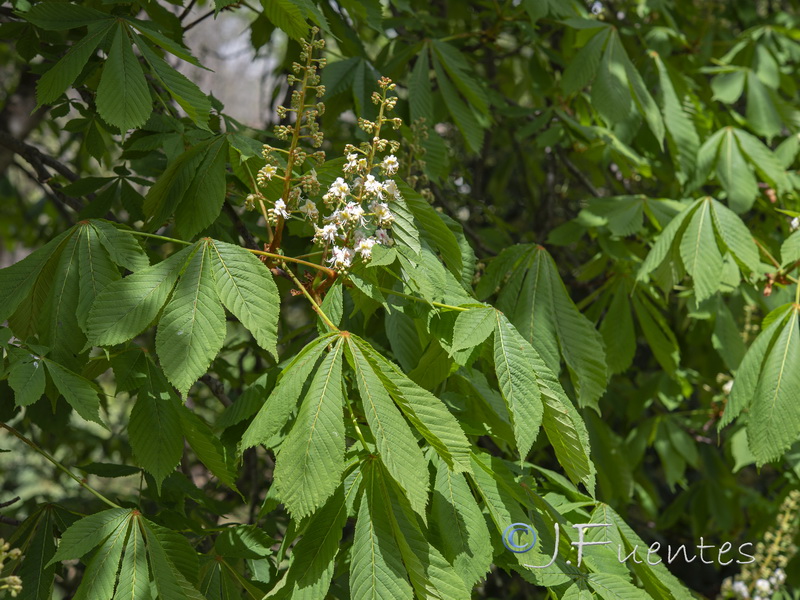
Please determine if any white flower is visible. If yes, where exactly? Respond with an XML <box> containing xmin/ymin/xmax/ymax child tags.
<box><xmin>382</xmin><ymin>179</ymin><xmax>400</xmax><ymax>199</ymax></box>
<box><xmin>328</xmin><ymin>177</ymin><xmax>350</xmax><ymax>200</ymax></box>
<box><xmin>381</xmin><ymin>154</ymin><xmax>399</xmax><ymax>175</ymax></box>
<box><xmin>791</xmin><ymin>217</ymin><xmax>800</xmax><ymax>231</ymax></box>
<box><xmin>344</xmin><ymin>153</ymin><xmax>359</xmax><ymax>173</ymax></box>
<box><xmin>732</xmin><ymin>581</ymin><xmax>750</xmax><ymax>599</ymax></box>
<box><xmin>363</xmin><ymin>174</ymin><xmax>383</xmax><ymax>196</ymax></box>
<box><xmin>267</xmin><ymin>199</ymin><xmax>290</xmax><ymax>223</ymax></box>
<box><xmin>374</xmin><ymin>228</ymin><xmax>393</xmax><ymax>246</ymax></box>
<box><xmin>343</xmin><ymin>201</ymin><xmax>366</xmax><ymax>225</ymax></box>
<box><xmin>371</xmin><ymin>201</ymin><xmax>395</xmax><ymax>227</ymax></box>
<box><xmin>772</xmin><ymin>568</ymin><xmax>786</xmax><ymax>584</ymax></box>
<box><xmin>357</xmin><ymin>157</ymin><xmax>368</xmax><ymax>172</ymax></box>
<box><xmin>754</xmin><ymin>579</ymin><xmax>771</xmax><ymax>594</ymax></box>
<box><xmin>355</xmin><ymin>237</ymin><xmax>377</xmax><ymax>260</ymax></box>
<box><xmin>328</xmin><ymin>246</ymin><xmax>354</xmax><ymax>270</ymax></box>
<box><xmin>324</xmin><ymin>209</ymin><xmax>345</xmax><ymax>226</ymax></box>
<box><xmin>257</xmin><ymin>164</ymin><xmax>278</xmax><ymax>185</ymax></box>
<box><xmin>723</xmin><ymin>379</ymin><xmax>734</xmax><ymax>394</ymax></box>
<box><xmin>314</xmin><ymin>223</ymin><xmax>339</xmax><ymax>245</ymax></box>
<box><xmin>298</xmin><ymin>199</ymin><xmax>319</xmax><ymax>221</ymax></box>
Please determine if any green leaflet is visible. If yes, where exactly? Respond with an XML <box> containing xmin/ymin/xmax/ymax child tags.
<box><xmin>44</xmin><ymin>232</ymin><xmax>85</xmax><ymax>368</ymax></box>
<box><xmin>14</xmin><ymin>506</ymin><xmax>58</xmax><ymax>600</ymax></box>
<box><xmin>0</xmin><ymin>228</ymin><xmax>73</xmax><ymax>324</ymax></box>
<box><xmin>350</xmin><ymin>460</ymin><xmax>414</xmax><ymax>600</ymax></box>
<box><xmin>590</xmin><ymin>29</ymin><xmax>632</xmax><ymax>125</ymax></box>
<box><xmin>143</xmin><ymin>520</ymin><xmax>205</xmax><ymax>600</ymax></box>
<box><xmin>173</xmin><ymin>137</ymin><xmax>229</xmax><ymax>238</ymax></box>
<box><xmin>8</xmin><ymin>354</ymin><xmax>46</xmax><ymax>407</ymax></box>
<box><xmin>209</xmin><ymin>239</ymin><xmax>280</xmax><ymax>358</ymax></box>
<box><xmin>77</xmin><ymin>222</ymin><xmax>120</xmax><ymax>330</ymax></box>
<box><xmin>278</xmin><ymin>486</ymin><xmax>349</xmax><ymax>599</ymax></box>
<box><xmin>709</xmin><ymin>198</ymin><xmax>761</xmax><ymax>273</ymax></box>
<box><xmin>132</xmin><ymin>30</ymin><xmax>211</xmax><ymax>130</ymax></box>
<box><xmin>782</xmin><ymin>230</ymin><xmax>800</xmax><ymax>267</ymax></box>
<box><xmin>716</xmin><ymin>128</ymin><xmax>758</xmax><ymax>213</ymax></box>
<box><xmin>493</xmin><ymin>312</ymin><xmax>544</xmax><ymax>459</ymax></box>
<box><xmin>113</xmin><ymin>520</ymin><xmax>150</xmax><ymax>600</ymax></box>
<box><xmin>129</xmin><ymin>389</ymin><xmax>183</xmax><ymax>492</ymax></box>
<box><xmin>72</xmin><ymin>517</ymin><xmax>130</xmax><ymax>600</ymax></box>
<box><xmin>179</xmin><ymin>406</ymin><xmax>240</xmax><ymax>492</ymax></box>
<box><xmin>91</xmin><ymin>220</ymin><xmax>150</xmax><ymax>272</ymax></box>
<box><xmin>261</xmin><ymin>0</ymin><xmax>310</xmax><ymax>40</ymax></box>
<box><xmin>36</xmin><ymin>21</ymin><xmax>115</xmax><ymax>105</ymax></box>
<box><xmin>679</xmin><ymin>199</ymin><xmax>723</xmax><ymax>302</ymax></box>
<box><xmin>355</xmin><ymin>336</ymin><xmax>473</xmax><ymax>473</ymax></box>
<box><xmin>48</xmin><ymin>508</ymin><xmax>132</xmax><ymax>565</ymax></box>
<box><xmin>24</xmin><ymin>2</ymin><xmax>111</xmax><ymax>30</ymax></box>
<box><xmin>721</xmin><ymin>304</ymin><xmax>792</xmax><ymax>428</ymax></box>
<box><xmin>44</xmin><ymin>358</ymin><xmax>106</xmax><ymax>427</ymax></box>
<box><xmin>430</xmin><ymin>456</ymin><xmax>492</xmax><ymax>588</ymax></box>
<box><xmin>451</xmin><ymin>307</ymin><xmax>495</xmax><ymax>353</ymax></box>
<box><xmin>653</xmin><ymin>53</ymin><xmax>700</xmax><ymax>184</ymax></box>
<box><xmin>378</xmin><ymin>462</ymin><xmax>472</xmax><ymax>600</ymax></box>
<box><xmin>347</xmin><ymin>337</ymin><xmax>430</xmax><ymax>517</ymax></box>
<box><xmin>409</xmin><ymin>48</ymin><xmax>433</xmax><ymax>124</ymax></box>
<box><xmin>87</xmin><ymin>244</ymin><xmax>195</xmax><ymax>346</ymax></box>
<box><xmin>747</xmin><ymin>307</ymin><xmax>800</xmax><ymax>465</ymax></box>
<box><xmin>431</xmin><ymin>51</ymin><xmax>484</xmax><ymax>153</ymax></box>
<box><xmin>240</xmin><ymin>334</ymin><xmax>335</xmax><ymax>451</ymax></box>
<box><xmin>96</xmin><ymin>24</ymin><xmax>152</xmax><ymax>132</ymax></box>
<box><xmin>598</xmin><ymin>280</ymin><xmax>636</xmax><ymax>374</ymax></box>
<box><xmin>431</xmin><ymin>39</ymin><xmax>489</xmax><ymax>116</ymax></box>
<box><xmin>156</xmin><ymin>241</ymin><xmax>226</xmax><ymax>395</ymax></box>
<box><xmin>273</xmin><ymin>337</ymin><xmax>346</xmax><ymax>518</ymax></box>
<box><xmin>561</xmin><ymin>28</ymin><xmax>608</xmax><ymax>96</ymax></box>
<box><xmin>143</xmin><ymin>138</ymin><xmax>220</xmax><ymax>232</ymax></box>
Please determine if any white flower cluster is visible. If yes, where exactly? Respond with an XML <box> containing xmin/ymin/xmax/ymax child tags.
<box><xmin>294</xmin><ymin>149</ymin><xmax>402</xmax><ymax>271</ymax></box>
<box><xmin>724</xmin><ymin>569</ymin><xmax>787</xmax><ymax>600</ymax></box>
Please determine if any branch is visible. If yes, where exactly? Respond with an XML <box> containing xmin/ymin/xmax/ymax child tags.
<box><xmin>199</xmin><ymin>374</ymin><xmax>232</xmax><ymax>407</ymax></box>
<box><xmin>0</xmin><ymin>130</ymin><xmax>85</xmax><ymax>212</ymax></box>
<box><xmin>555</xmin><ymin>147</ymin><xmax>602</xmax><ymax>198</ymax></box>
<box><xmin>12</xmin><ymin>161</ymin><xmax>74</xmax><ymax>223</ymax></box>
<box><xmin>223</xmin><ymin>201</ymin><xmax>259</xmax><ymax>250</ymax></box>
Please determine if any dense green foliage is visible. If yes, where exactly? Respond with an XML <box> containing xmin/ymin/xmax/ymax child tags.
<box><xmin>2</xmin><ymin>0</ymin><xmax>800</xmax><ymax>598</ymax></box>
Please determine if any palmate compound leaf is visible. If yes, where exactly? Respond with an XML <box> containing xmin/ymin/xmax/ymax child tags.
<box><xmin>347</xmin><ymin>336</ymin><xmax>430</xmax><ymax>517</ymax></box>
<box><xmin>483</xmin><ymin>245</ymin><xmax>607</xmax><ymax>410</ymax></box>
<box><xmin>208</xmin><ymin>239</ymin><xmax>279</xmax><ymax>358</ymax></box>
<box><xmin>156</xmin><ymin>240</ymin><xmax>226</xmax><ymax>396</ymax></box>
<box><xmin>86</xmin><ymin>244</ymin><xmax>196</xmax><ymax>346</ymax></box>
<box><xmin>48</xmin><ymin>508</ymin><xmax>132</xmax><ymax>566</ymax></box>
<box><xmin>638</xmin><ymin>197</ymin><xmax>760</xmax><ymax>301</ymax></box>
<box><xmin>355</xmin><ymin>337</ymin><xmax>472</xmax><ymax>473</ymax></box>
<box><xmin>273</xmin><ymin>336</ymin><xmax>346</xmax><ymax>519</ymax></box>
<box><xmin>72</xmin><ymin>515</ymin><xmax>130</xmax><ymax>600</ymax></box>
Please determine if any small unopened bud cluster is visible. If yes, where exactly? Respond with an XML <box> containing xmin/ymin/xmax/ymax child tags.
<box><xmin>0</xmin><ymin>539</ymin><xmax>23</xmax><ymax>597</ymax></box>
<box><xmin>719</xmin><ymin>490</ymin><xmax>799</xmax><ymax>600</ymax></box>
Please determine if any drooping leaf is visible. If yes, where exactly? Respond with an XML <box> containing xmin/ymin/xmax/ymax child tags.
<box><xmin>128</xmin><ymin>390</ymin><xmax>183</xmax><ymax>491</ymax></box>
<box><xmin>96</xmin><ymin>24</ymin><xmax>152</xmax><ymax>132</ymax></box>
<box><xmin>208</xmin><ymin>239</ymin><xmax>279</xmax><ymax>358</ymax></box>
<box><xmin>44</xmin><ymin>359</ymin><xmax>106</xmax><ymax>427</ymax></box>
<box><xmin>155</xmin><ymin>242</ymin><xmax>227</xmax><ymax>396</ymax></box>
<box><xmin>273</xmin><ymin>337</ymin><xmax>346</xmax><ymax>518</ymax></box>
<box><xmin>493</xmin><ymin>312</ymin><xmax>544</xmax><ymax>459</ymax></box>
<box><xmin>348</xmin><ymin>337</ymin><xmax>430</xmax><ymax>517</ymax></box>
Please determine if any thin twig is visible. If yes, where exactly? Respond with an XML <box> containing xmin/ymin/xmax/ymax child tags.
<box><xmin>555</xmin><ymin>147</ymin><xmax>602</xmax><ymax>198</ymax></box>
<box><xmin>199</xmin><ymin>374</ymin><xmax>232</xmax><ymax>407</ymax></box>
<box><xmin>223</xmin><ymin>201</ymin><xmax>259</xmax><ymax>250</ymax></box>
<box><xmin>185</xmin><ymin>9</ymin><xmax>214</xmax><ymax>30</ymax></box>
